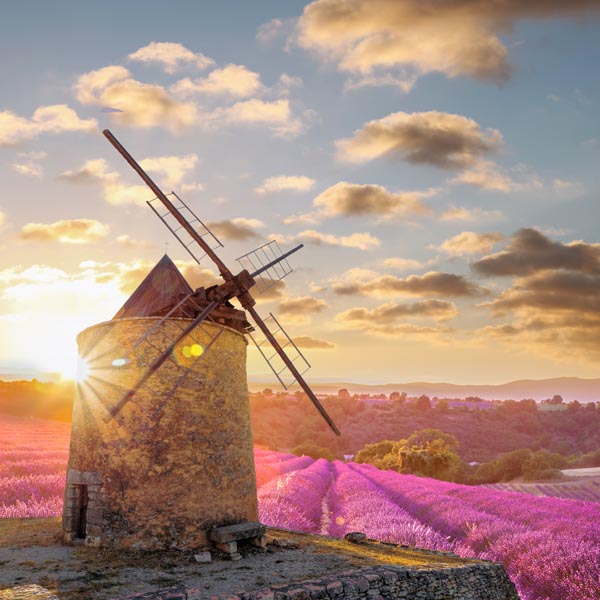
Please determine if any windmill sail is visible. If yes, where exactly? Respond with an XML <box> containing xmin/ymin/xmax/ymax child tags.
<box><xmin>236</xmin><ymin>240</ymin><xmax>295</xmax><ymax>295</ymax></box>
<box><xmin>147</xmin><ymin>192</ymin><xmax>222</xmax><ymax>265</ymax></box>
<box><xmin>102</xmin><ymin>129</ymin><xmax>341</xmax><ymax>436</ymax></box>
<box><xmin>248</xmin><ymin>312</ymin><xmax>310</xmax><ymax>389</ymax></box>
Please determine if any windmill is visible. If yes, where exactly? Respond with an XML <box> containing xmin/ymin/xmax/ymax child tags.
<box><xmin>62</xmin><ymin>130</ymin><xmax>339</xmax><ymax>551</ymax></box>
<box><xmin>102</xmin><ymin>129</ymin><xmax>340</xmax><ymax>436</ymax></box>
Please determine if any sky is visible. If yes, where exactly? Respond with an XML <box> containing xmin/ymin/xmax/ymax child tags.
<box><xmin>1</xmin><ymin>0</ymin><xmax>599</xmax><ymax>385</ymax></box>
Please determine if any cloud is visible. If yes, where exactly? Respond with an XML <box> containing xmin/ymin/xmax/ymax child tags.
<box><xmin>58</xmin><ymin>156</ymin><xmax>200</xmax><ymax>206</ymax></box>
<box><xmin>344</xmin><ymin>73</ymin><xmax>417</xmax><ymax>93</ymax></box>
<box><xmin>171</xmin><ymin>64</ymin><xmax>263</xmax><ymax>98</ymax></box>
<box><xmin>336</xmin><ymin>111</ymin><xmax>502</xmax><ymax>169</ymax></box>
<box><xmin>438</xmin><ymin>231</ymin><xmax>504</xmax><ymax>256</ymax></box>
<box><xmin>19</xmin><ymin>219</ymin><xmax>110</xmax><ymax>244</ymax></box>
<box><xmin>139</xmin><ymin>154</ymin><xmax>199</xmax><ymax>188</ymax></box>
<box><xmin>255</xmin><ymin>175</ymin><xmax>316</xmax><ymax>194</ymax></box>
<box><xmin>11</xmin><ymin>162</ymin><xmax>43</xmax><ymax>177</ymax></box>
<box><xmin>0</xmin><ymin>105</ymin><xmax>97</xmax><ymax>146</ymax></box>
<box><xmin>473</xmin><ymin>228</ymin><xmax>600</xmax><ymax>277</ymax></box>
<box><xmin>257</xmin><ymin>18</ymin><xmax>289</xmax><ymax>45</ymax></box>
<box><xmin>74</xmin><ymin>65</ymin><xmax>197</xmax><ymax>132</ymax></box>
<box><xmin>451</xmin><ymin>160</ymin><xmax>543</xmax><ymax>192</ymax></box>
<box><xmin>439</xmin><ymin>205</ymin><xmax>503</xmax><ymax>222</ymax></box>
<box><xmin>333</xmin><ymin>269</ymin><xmax>487</xmax><ymax>297</ymax></box>
<box><xmin>478</xmin><ymin>270</ymin><xmax>600</xmax><ymax>361</ymax></box>
<box><xmin>297</xmin><ymin>229</ymin><xmax>380</xmax><ymax>250</ymax></box>
<box><xmin>18</xmin><ymin>151</ymin><xmax>47</xmax><ymax>160</ymax></box>
<box><xmin>254</xmin><ymin>279</ymin><xmax>287</xmax><ymax>301</ymax></box>
<box><xmin>382</xmin><ymin>257</ymin><xmax>436</xmax><ymax>272</ymax></box>
<box><xmin>206</xmin><ymin>218</ymin><xmax>265</xmax><ymax>241</ymax></box>
<box><xmin>278</xmin><ymin>296</ymin><xmax>328</xmax><ymax>316</ymax></box>
<box><xmin>290</xmin><ymin>335</ymin><xmax>335</xmax><ymax>349</ymax></box>
<box><xmin>208</xmin><ymin>98</ymin><xmax>302</xmax><ymax>137</ymax></box>
<box><xmin>0</xmin><ymin>211</ymin><xmax>5</xmax><ymax>228</ymax></box>
<box><xmin>297</xmin><ymin>0</ymin><xmax>600</xmax><ymax>87</ymax></box>
<box><xmin>336</xmin><ymin>300</ymin><xmax>458</xmax><ymax>325</ymax></box>
<box><xmin>312</xmin><ymin>181</ymin><xmax>433</xmax><ymax>219</ymax></box>
<box><xmin>282</xmin><ymin>213</ymin><xmax>320</xmax><ymax>226</ymax></box>
<box><xmin>128</xmin><ymin>42</ymin><xmax>214</xmax><ymax>73</ymax></box>
<box><xmin>58</xmin><ymin>158</ymin><xmax>150</xmax><ymax>206</ymax></box>
<box><xmin>116</xmin><ymin>235</ymin><xmax>152</xmax><ymax>249</ymax></box>
<box><xmin>450</xmin><ymin>161</ymin><xmax>512</xmax><ymax>191</ymax></box>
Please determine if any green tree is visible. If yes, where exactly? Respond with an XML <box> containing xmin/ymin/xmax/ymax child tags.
<box><xmin>291</xmin><ymin>442</ymin><xmax>335</xmax><ymax>462</ymax></box>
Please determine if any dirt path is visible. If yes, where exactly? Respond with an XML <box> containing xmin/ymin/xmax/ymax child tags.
<box><xmin>0</xmin><ymin>519</ymin><xmax>470</xmax><ymax>599</ymax></box>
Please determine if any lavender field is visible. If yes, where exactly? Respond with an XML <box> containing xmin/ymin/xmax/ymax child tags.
<box><xmin>2</xmin><ymin>415</ymin><xmax>600</xmax><ymax>600</ymax></box>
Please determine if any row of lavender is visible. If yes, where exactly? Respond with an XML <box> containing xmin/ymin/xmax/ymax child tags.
<box><xmin>2</xmin><ymin>417</ymin><xmax>600</xmax><ymax>600</ymax></box>
<box><xmin>255</xmin><ymin>449</ymin><xmax>600</xmax><ymax>600</ymax></box>
<box><xmin>0</xmin><ymin>415</ymin><xmax>69</xmax><ymax>518</ymax></box>
<box><xmin>485</xmin><ymin>478</ymin><xmax>600</xmax><ymax>503</ymax></box>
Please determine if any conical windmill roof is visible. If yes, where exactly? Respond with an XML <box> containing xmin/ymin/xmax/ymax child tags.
<box><xmin>113</xmin><ymin>254</ymin><xmax>194</xmax><ymax>319</ymax></box>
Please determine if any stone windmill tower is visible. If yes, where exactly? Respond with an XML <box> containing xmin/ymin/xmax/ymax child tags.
<box><xmin>62</xmin><ymin>131</ymin><xmax>340</xmax><ymax>550</ymax></box>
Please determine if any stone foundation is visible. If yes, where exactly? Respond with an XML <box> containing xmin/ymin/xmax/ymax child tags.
<box><xmin>123</xmin><ymin>563</ymin><xmax>520</xmax><ymax>599</ymax></box>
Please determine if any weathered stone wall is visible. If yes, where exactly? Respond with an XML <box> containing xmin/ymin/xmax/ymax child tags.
<box><xmin>64</xmin><ymin>317</ymin><xmax>258</xmax><ymax>550</ymax></box>
<box><xmin>123</xmin><ymin>563</ymin><xmax>520</xmax><ymax>599</ymax></box>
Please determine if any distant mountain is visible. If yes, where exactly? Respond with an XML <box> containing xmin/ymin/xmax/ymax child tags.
<box><xmin>249</xmin><ymin>377</ymin><xmax>600</xmax><ymax>402</ymax></box>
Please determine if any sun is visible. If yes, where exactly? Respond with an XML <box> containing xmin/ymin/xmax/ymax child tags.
<box><xmin>75</xmin><ymin>356</ymin><xmax>91</xmax><ymax>383</ymax></box>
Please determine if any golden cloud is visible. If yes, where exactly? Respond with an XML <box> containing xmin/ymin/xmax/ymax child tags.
<box><xmin>438</xmin><ymin>231</ymin><xmax>504</xmax><ymax>256</ymax></box>
<box><xmin>297</xmin><ymin>229</ymin><xmax>381</xmax><ymax>251</ymax></box>
<box><xmin>297</xmin><ymin>0</ymin><xmax>600</xmax><ymax>86</ymax></box>
<box><xmin>255</xmin><ymin>175</ymin><xmax>316</xmax><ymax>194</ymax></box>
<box><xmin>206</xmin><ymin>218</ymin><xmax>265</xmax><ymax>241</ymax></box>
<box><xmin>171</xmin><ymin>64</ymin><xmax>263</xmax><ymax>98</ymax></box>
<box><xmin>0</xmin><ymin>105</ymin><xmax>97</xmax><ymax>146</ymax></box>
<box><xmin>382</xmin><ymin>257</ymin><xmax>435</xmax><ymax>272</ymax></box>
<box><xmin>336</xmin><ymin>300</ymin><xmax>458</xmax><ymax>325</ymax></box>
<box><xmin>19</xmin><ymin>219</ymin><xmax>110</xmax><ymax>244</ymax></box>
<box><xmin>336</xmin><ymin>111</ymin><xmax>502</xmax><ymax>169</ymax></box>
<box><xmin>278</xmin><ymin>296</ymin><xmax>328</xmax><ymax>316</ymax></box>
<box><xmin>313</xmin><ymin>181</ymin><xmax>432</xmax><ymax>219</ymax></box>
<box><xmin>128</xmin><ymin>42</ymin><xmax>214</xmax><ymax>73</ymax></box>
<box><xmin>139</xmin><ymin>154</ymin><xmax>199</xmax><ymax>188</ymax></box>
<box><xmin>11</xmin><ymin>162</ymin><xmax>43</xmax><ymax>178</ymax></box>
<box><xmin>333</xmin><ymin>269</ymin><xmax>487</xmax><ymax>297</ymax></box>
<box><xmin>74</xmin><ymin>65</ymin><xmax>197</xmax><ymax>132</ymax></box>
<box><xmin>291</xmin><ymin>335</ymin><xmax>335</xmax><ymax>349</ymax></box>
<box><xmin>116</xmin><ymin>235</ymin><xmax>153</xmax><ymax>249</ymax></box>
<box><xmin>439</xmin><ymin>205</ymin><xmax>503</xmax><ymax>222</ymax></box>
<box><xmin>208</xmin><ymin>98</ymin><xmax>303</xmax><ymax>137</ymax></box>
<box><xmin>478</xmin><ymin>270</ymin><xmax>600</xmax><ymax>361</ymax></box>
<box><xmin>58</xmin><ymin>158</ymin><xmax>150</xmax><ymax>207</ymax></box>
<box><xmin>58</xmin><ymin>155</ymin><xmax>201</xmax><ymax>206</ymax></box>
<box><xmin>473</xmin><ymin>228</ymin><xmax>600</xmax><ymax>276</ymax></box>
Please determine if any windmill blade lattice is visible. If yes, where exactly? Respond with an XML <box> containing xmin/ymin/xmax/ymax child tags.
<box><xmin>248</xmin><ymin>312</ymin><xmax>310</xmax><ymax>389</ymax></box>
<box><xmin>236</xmin><ymin>240</ymin><xmax>294</xmax><ymax>295</ymax></box>
<box><xmin>148</xmin><ymin>191</ymin><xmax>223</xmax><ymax>265</ymax></box>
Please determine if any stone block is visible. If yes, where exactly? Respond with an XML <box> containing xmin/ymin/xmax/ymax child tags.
<box><xmin>344</xmin><ymin>531</ymin><xmax>367</xmax><ymax>544</ymax></box>
<box><xmin>210</xmin><ymin>522</ymin><xmax>266</xmax><ymax>543</ymax></box>
<box><xmin>250</xmin><ymin>535</ymin><xmax>268</xmax><ymax>548</ymax></box>
<box><xmin>194</xmin><ymin>551</ymin><xmax>212</xmax><ymax>563</ymax></box>
<box><xmin>216</xmin><ymin>541</ymin><xmax>238</xmax><ymax>554</ymax></box>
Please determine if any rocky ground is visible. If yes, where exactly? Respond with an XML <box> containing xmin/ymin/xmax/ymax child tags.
<box><xmin>0</xmin><ymin>519</ymin><xmax>470</xmax><ymax>599</ymax></box>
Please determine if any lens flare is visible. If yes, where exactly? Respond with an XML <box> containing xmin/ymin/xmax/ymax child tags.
<box><xmin>181</xmin><ymin>344</ymin><xmax>204</xmax><ymax>359</ymax></box>
<box><xmin>75</xmin><ymin>356</ymin><xmax>90</xmax><ymax>383</ymax></box>
<box><xmin>112</xmin><ymin>358</ymin><xmax>127</xmax><ymax>367</ymax></box>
